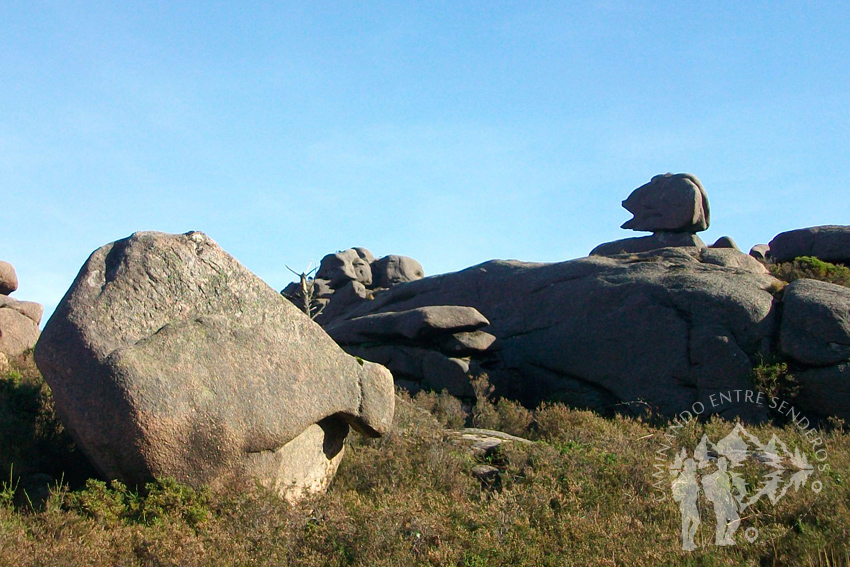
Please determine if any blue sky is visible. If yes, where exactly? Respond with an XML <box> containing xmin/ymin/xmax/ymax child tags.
<box><xmin>2</xmin><ymin>2</ymin><xmax>849</xmax><ymax>323</ymax></box>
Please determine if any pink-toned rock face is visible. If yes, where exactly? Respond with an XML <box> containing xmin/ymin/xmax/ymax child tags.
<box><xmin>372</xmin><ymin>255</ymin><xmax>425</xmax><ymax>288</ymax></box>
<box><xmin>0</xmin><ymin>261</ymin><xmax>18</xmax><ymax>296</ymax></box>
<box><xmin>316</xmin><ymin>249</ymin><xmax>373</xmax><ymax>288</ymax></box>
<box><xmin>621</xmin><ymin>173</ymin><xmax>710</xmax><ymax>233</ymax></box>
<box><xmin>0</xmin><ymin>296</ymin><xmax>42</xmax><ymax>357</ymax></box>
<box><xmin>35</xmin><ymin>231</ymin><xmax>394</xmax><ymax>498</ymax></box>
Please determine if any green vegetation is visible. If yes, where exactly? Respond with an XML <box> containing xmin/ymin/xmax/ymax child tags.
<box><xmin>750</xmin><ymin>356</ymin><xmax>800</xmax><ymax>418</ymax></box>
<box><xmin>2</xmin><ymin>353</ymin><xmax>849</xmax><ymax>565</ymax></box>
<box><xmin>769</xmin><ymin>256</ymin><xmax>850</xmax><ymax>289</ymax></box>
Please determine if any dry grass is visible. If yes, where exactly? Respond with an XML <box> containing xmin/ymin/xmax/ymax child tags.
<box><xmin>2</xmin><ymin>353</ymin><xmax>849</xmax><ymax>566</ymax></box>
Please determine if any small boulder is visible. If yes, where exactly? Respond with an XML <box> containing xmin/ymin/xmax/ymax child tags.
<box><xmin>35</xmin><ymin>231</ymin><xmax>395</xmax><ymax>498</ymax></box>
<box><xmin>780</xmin><ymin>279</ymin><xmax>850</xmax><ymax>366</ymax></box>
<box><xmin>352</xmin><ymin>247</ymin><xmax>375</xmax><ymax>264</ymax></box>
<box><xmin>470</xmin><ymin>464</ymin><xmax>501</xmax><ymax>487</ymax></box>
<box><xmin>0</xmin><ymin>296</ymin><xmax>42</xmax><ymax>357</ymax></box>
<box><xmin>749</xmin><ymin>244</ymin><xmax>771</xmax><ymax>262</ymax></box>
<box><xmin>711</xmin><ymin>236</ymin><xmax>739</xmax><ymax>250</ymax></box>
<box><xmin>621</xmin><ymin>173</ymin><xmax>710</xmax><ymax>233</ymax></box>
<box><xmin>0</xmin><ymin>261</ymin><xmax>18</xmax><ymax>295</ymax></box>
<box><xmin>436</xmin><ymin>331</ymin><xmax>498</xmax><ymax>356</ymax></box>
<box><xmin>372</xmin><ymin>255</ymin><xmax>425</xmax><ymax>288</ymax></box>
<box><xmin>769</xmin><ymin>226</ymin><xmax>850</xmax><ymax>264</ymax></box>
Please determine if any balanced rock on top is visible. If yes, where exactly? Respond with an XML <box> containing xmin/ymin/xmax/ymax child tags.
<box><xmin>621</xmin><ymin>173</ymin><xmax>710</xmax><ymax>233</ymax></box>
<box><xmin>591</xmin><ymin>173</ymin><xmax>711</xmax><ymax>257</ymax></box>
<box><xmin>35</xmin><ymin>231</ymin><xmax>394</xmax><ymax>500</ymax></box>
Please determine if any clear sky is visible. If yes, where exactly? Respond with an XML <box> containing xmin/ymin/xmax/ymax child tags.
<box><xmin>2</xmin><ymin>2</ymin><xmax>849</xmax><ymax>324</ymax></box>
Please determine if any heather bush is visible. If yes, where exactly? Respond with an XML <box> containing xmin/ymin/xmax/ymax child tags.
<box><xmin>751</xmin><ymin>355</ymin><xmax>800</xmax><ymax>413</ymax></box>
<box><xmin>470</xmin><ymin>374</ymin><xmax>501</xmax><ymax>430</ymax></box>
<box><xmin>412</xmin><ymin>389</ymin><xmax>468</xmax><ymax>429</ymax></box>
<box><xmin>494</xmin><ymin>398</ymin><xmax>533</xmax><ymax>437</ymax></box>
<box><xmin>769</xmin><ymin>256</ymin><xmax>850</xmax><ymax>288</ymax></box>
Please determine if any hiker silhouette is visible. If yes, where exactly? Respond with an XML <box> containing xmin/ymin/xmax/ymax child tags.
<box><xmin>701</xmin><ymin>456</ymin><xmax>741</xmax><ymax>545</ymax></box>
<box><xmin>671</xmin><ymin>457</ymin><xmax>700</xmax><ymax>551</ymax></box>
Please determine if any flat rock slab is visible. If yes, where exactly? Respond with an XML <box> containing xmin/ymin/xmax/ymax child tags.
<box><xmin>436</xmin><ymin>331</ymin><xmax>497</xmax><ymax>356</ymax></box>
<box><xmin>325</xmin><ymin>305</ymin><xmax>490</xmax><ymax>345</ymax></box>
<box><xmin>35</xmin><ymin>231</ymin><xmax>394</xmax><ymax>498</ymax></box>
<box><xmin>590</xmin><ymin>233</ymin><xmax>706</xmax><ymax>257</ymax></box>
<box><xmin>769</xmin><ymin>225</ymin><xmax>850</xmax><ymax>264</ymax></box>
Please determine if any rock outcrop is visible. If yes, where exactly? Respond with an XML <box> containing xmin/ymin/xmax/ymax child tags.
<box><xmin>317</xmin><ymin>246</ymin><xmax>778</xmax><ymax>420</ymax></box>
<box><xmin>286</xmin><ymin>175</ymin><xmax>850</xmax><ymax>424</ymax></box>
<box><xmin>0</xmin><ymin>260</ymin><xmax>43</xmax><ymax>357</ymax></box>
<box><xmin>591</xmin><ymin>173</ymin><xmax>710</xmax><ymax>257</ymax></box>
<box><xmin>282</xmin><ymin>248</ymin><xmax>425</xmax><ymax>324</ymax></box>
<box><xmin>769</xmin><ymin>225</ymin><xmax>850</xmax><ymax>264</ymax></box>
<box><xmin>35</xmin><ymin>231</ymin><xmax>394</xmax><ymax>500</ymax></box>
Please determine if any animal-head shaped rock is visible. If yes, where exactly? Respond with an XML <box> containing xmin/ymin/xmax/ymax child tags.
<box><xmin>34</xmin><ymin>231</ymin><xmax>394</xmax><ymax>499</ymax></box>
<box><xmin>621</xmin><ymin>173</ymin><xmax>710</xmax><ymax>233</ymax></box>
<box><xmin>316</xmin><ymin>249</ymin><xmax>374</xmax><ymax>288</ymax></box>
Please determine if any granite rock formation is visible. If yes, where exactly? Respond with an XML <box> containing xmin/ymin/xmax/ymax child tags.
<box><xmin>282</xmin><ymin>248</ymin><xmax>425</xmax><ymax>325</ymax></box>
<box><xmin>769</xmin><ymin>225</ymin><xmax>850</xmax><ymax>264</ymax></box>
<box><xmin>0</xmin><ymin>260</ymin><xmax>43</xmax><ymax>357</ymax></box>
<box><xmin>296</xmin><ymin>175</ymin><xmax>850</xmax><ymax>424</ymax></box>
<box><xmin>591</xmin><ymin>173</ymin><xmax>710</xmax><ymax>257</ymax></box>
<box><xmin>35</xmin><ymin>231</ymin><xmax>395</xmax><ymax>500</ymax></box>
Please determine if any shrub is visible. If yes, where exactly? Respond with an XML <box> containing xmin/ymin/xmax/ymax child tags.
<box><xmin>0</xmin><ymin>351</ymin><xmax>98</xmax><ymax>488</ymax></box>
<box><xmin>412</xmin><ymin>389</ymin><xmax>468</xmax><ymax>429</ymax></box>
<box><xmin>494</xmin><ymin>398</ymin><xmax>533</xmax><ymax>437</ymax></box>
<box><xmin>751</xmin><ymin>356</ymin><xmax>799</xmax><ymax>417</ymax></box>
<box><xmin>533</xmin><ymin>401</ymin><xmax>577</xmax><ymax>441</ymax></box>
<box><xmin>769</xmin><ymin>256</ymin><xmax>850</xmax><ymax>288</ymax></box>
<box><xmin>470</xmin><ymin>374</ymin><xmax>501</xmax><ymax>430</ymax></box>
